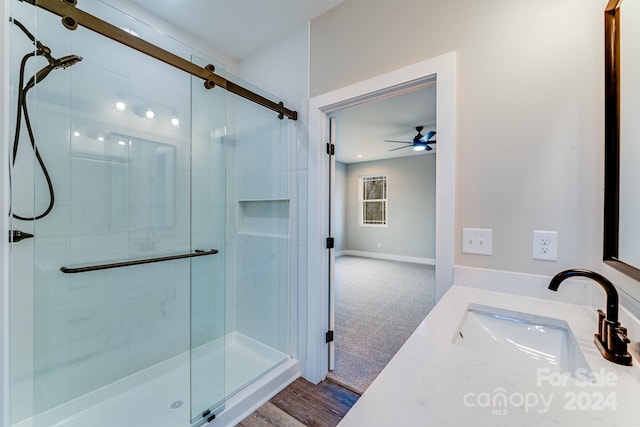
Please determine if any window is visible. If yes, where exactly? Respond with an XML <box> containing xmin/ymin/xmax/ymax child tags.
<box><xmin>359</xmin><ymin>175</ymin><xmax>387</xmax><ymax>226</ymax></box>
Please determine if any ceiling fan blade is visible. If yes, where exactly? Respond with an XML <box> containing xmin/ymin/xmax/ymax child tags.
<box><xmin>418</xmin><ymin>135</ymin><xmax>437</xmax><ymax>143</ymax></box>
<box><xmin>388</xmin><ymin>145</ymin><xmax>412</xmax><ymax>151</ymax></box>
<box><xmin>384</xmin><ymin>140</ymin><xmax>413</xmax><ymax>144</ymax></box>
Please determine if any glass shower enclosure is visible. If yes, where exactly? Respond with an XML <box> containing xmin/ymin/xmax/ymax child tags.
<box><xmin>7</xmin><ymin>1</ymin><xmax>294</xmax><ymax>426</ymax></box>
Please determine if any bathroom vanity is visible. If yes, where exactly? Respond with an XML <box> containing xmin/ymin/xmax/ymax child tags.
<box><xmin>338</xmin><ymin>285</ymin><xmax>640</xmax><ymax>426</ymax></box>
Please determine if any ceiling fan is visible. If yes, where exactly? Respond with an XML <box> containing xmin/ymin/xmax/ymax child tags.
<box><xmin>385</xmin><ymin>126</ymin><xmax>436</xmax><ymax>152</ymax></box>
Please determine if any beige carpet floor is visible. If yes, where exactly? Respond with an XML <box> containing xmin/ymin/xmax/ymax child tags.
<box><xmin>326</xmin><ymin>256</ymin><xmax>435</xmax><ymax>394</ymax></box>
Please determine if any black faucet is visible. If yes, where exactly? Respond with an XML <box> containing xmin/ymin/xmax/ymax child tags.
<box><xmin>548</xmin><ymin>269</ymin><xmax>632</xmax><ymax>366</ymax></box>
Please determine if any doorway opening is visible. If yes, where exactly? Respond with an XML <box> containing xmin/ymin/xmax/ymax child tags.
<box><xmin>306</xmin><ymin>53</ymin><xmax>456</xmax><ymax>385</ymax></box>
<box><xmin>325</xmin><ymin>83</ymin><xmax>438</xmax><ymax>392</ymax></box>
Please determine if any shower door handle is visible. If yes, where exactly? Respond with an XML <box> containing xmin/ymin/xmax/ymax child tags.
<box><xmin>8</xmin><ymin>230</ymin><xmax>34</xmax><ymax>243</ymax></box>
<box><xmin>60</xmin><ymin>249</ymin><xmax>219</xmax><ymax>273</ymax></box>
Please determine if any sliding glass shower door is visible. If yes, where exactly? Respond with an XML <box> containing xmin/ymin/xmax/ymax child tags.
<box><xmin>8</xmin><ymin>0</ymin><xmax>295</xmax><ymax>425</ymax></box>
<box><xmin>190</xmin><ymin>55</ymin><xmax>228</xmax><ymax>424</ymax></box>
<box><xmin>9</xmin><ymin>1</ymin><xmax>227</xmax><ymax>425</ymax></box>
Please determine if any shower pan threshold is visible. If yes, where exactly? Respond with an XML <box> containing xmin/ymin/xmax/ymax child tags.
<box><xmin>12</xmin><ymin>332</ymin><xmax>299</xmax><ymax>427</ymax></box>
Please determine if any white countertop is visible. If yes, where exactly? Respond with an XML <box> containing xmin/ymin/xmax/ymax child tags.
<box><xmin>338</xmin><ymin>285</ymin><xmax>640</xmax><ymax>427</ymax></box>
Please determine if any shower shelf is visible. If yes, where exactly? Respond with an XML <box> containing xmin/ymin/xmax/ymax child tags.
<box><xmin>238</xmin><ymin>199</ymin><xmax>289</xmax><ymax>238</ymax></box>
<box><xmin>60</xmin><ymin>249</ymin><xmax>218</xmax><ymax>274</ymax></box>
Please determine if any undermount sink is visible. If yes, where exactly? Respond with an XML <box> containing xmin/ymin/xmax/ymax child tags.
<box><xmin>453</xmin><ymin>304</ymin><xmax>592</xmax><ymax>379</ymax></box>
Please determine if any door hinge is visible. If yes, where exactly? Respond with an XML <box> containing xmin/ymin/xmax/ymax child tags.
<box><xmin>326</xmin><ymin>330</ymin><xmax>334</xmax><ymax>343</ymax></box>
<box><xmin>326</xmin><ymin>143</ymin><xmax>335</xmax><ymax>155</ymax></box>
<box><xmin>326</xmin><ymin>237</ymin><xmax>334</xmax><ymax>249</ymax></box>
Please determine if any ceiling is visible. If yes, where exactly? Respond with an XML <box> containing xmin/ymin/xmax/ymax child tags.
<box><xmin>126</xmin><ymin>0</ymin><xmax>346</xmax><ymax>59</ymax></box>
<box><xmin>332</xmin><ymin>84</ymin><xmax>437</xmax><ymax>164</ymax></box>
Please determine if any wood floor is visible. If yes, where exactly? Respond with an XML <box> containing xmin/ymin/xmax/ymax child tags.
<box><xmin>236</xmin><ymin>378</ymin><xmax>360</xmax><ymax>427</ymax></box>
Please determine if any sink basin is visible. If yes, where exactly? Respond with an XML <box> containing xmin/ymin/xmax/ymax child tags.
<box><xmin>453</xmin><ymin>304</ymin><xmax>592</xmax><ymax>379</ymax></box>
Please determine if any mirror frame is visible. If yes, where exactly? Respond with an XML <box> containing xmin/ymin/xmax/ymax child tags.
<box><xmin>603</xmin><ymin>0</ymin><xmax>640</xmax><ymax>280</ymax></box>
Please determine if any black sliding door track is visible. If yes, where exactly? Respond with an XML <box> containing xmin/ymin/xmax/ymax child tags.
<box><xmin>19</xmin><ymin>0</ymin><xmax>298</xmax><ymax>121</ymax></box>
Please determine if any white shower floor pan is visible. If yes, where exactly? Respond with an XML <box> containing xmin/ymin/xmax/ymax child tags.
<box><xmin>13</xmin><ymin>332</ymin><xmax>298</xmax><ymax>427</ymax></box>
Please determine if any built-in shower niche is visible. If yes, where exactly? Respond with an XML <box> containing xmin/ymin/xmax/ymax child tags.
<box><xmin>237</xmin><ymin>199</ymin><xmax>289</xmax><ymax>238</ymax></box>
<box><xmin>232</xmin><ymin>199</ymin><xmax>291</xmax><ymax>394</ymax></box>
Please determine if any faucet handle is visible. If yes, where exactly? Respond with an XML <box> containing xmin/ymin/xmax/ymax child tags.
<box><xmin>597</xmin><ymin>309</ymin><xmax>606</xmax><ymax>338</ymax></box>
<box><xmin>616</xmin><ymin>327</ymin><xmax>631</xmax><ymax>344</ymax></box>
<box><xmin>597</xmin><ymin>323</ymin><xmax>633</xmax><ymax>365</ymax></box>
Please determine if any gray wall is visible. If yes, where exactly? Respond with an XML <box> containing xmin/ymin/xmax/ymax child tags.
<box><xmin>340</xmin><ymin>155</ymin><xmax>435</xmax><ymax>259</ymax></box>
<box><xmin>335</xmin><ymin>161</ymin><xmax>347</xmax><ymax>253</ymax></box>
<box><xmin>311</xmin><ymin>0</ymin><xmax>608</xmax><ymax>281</ymax></box>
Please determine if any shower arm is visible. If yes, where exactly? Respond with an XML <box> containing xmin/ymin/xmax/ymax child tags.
<box><xmin>19</xmin><ymin>0</ymin><xmax>298</xmax><ymax>121</ymax></box>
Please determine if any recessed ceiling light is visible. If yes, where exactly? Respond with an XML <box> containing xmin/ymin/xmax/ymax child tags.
<box><xmin>145</xmin><ymin>109</ymin><xmax>155</xmax><ymax>120</ymax></box>
<box><xmin>118</xmin><ymin>140</ymin><xmax>126</xmax><ymax>146</ymax></box>
<box><xmin>357</xmin><ymin>154</ymin><xmax>363</xmax><ymax>158</ymax></box>
<box><xmin>115</xmin><ymin>101</ymin><xmax>126</xmax><ymax>112</ymax></box>
<box><xmin>171</xmin><ymin>117</ymin><xmax>180</xmax><ymax>128</ymax></box>
<box><xmin>73</xmin><ymin>131</ymin><xmax>80</xmax><ymax>137</ymax></box>
<box><xmin>98</xmin><ymin>136</ymin><xmax>104</xmax><ymax>142</ymax></box>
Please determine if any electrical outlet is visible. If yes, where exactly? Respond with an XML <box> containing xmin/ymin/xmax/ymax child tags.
<box><xmin>462</xmin><ymin>228</ymin><xmax>493</xmax><ymax>255</ymax></box>
<box><xmin>532</xmin><ymin>230</ymin><xmax>558</xmax><ymax>261</ymax></box>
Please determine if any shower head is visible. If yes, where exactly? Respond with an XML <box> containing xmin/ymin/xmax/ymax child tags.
<box><xmin>52</xmin><ymin>54</ymin><xmax>83</xmax><ymax>70</ymax></box>
<box><xmin>11</xmin><ymin>18</ymin><xmax>82</xmax><ymax>90</ymax></box>
<box><xmin>24</xmin><ymin>54</ymin><xmax>82</xmax><ymax>91</ymax></box>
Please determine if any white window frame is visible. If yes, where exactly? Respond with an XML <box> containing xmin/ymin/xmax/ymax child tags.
<box><xmin>358</xmin><ymin>174</ymin><xmax>388</xmax><ymax>227</ymax></box>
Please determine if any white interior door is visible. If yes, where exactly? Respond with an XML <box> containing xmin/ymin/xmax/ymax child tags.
<box><xmin>328</xmin><ymin>116</ymin><xmax>336</xmax><ymax>371</ymax></box>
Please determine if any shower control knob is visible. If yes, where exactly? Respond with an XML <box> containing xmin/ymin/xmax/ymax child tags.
<box><xmin>9</xmin><ymin>230</ymin><xmax>34</xmax><ymax>243</ymax></box>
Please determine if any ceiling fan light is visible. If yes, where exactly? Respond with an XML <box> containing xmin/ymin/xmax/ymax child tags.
<box><xmin>413</xmin><ymin>144</ymin><xmax>426</xmax><ymax>151</ymax></box>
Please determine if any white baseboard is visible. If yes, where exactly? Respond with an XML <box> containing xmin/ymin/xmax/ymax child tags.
<box><xmin>339</xmin><ymin>250</ymin><xmax>435</xmax><ymax>265</ymax></box>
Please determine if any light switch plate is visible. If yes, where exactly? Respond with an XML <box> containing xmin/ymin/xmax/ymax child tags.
<box><xmin>462</xmin><ymin>228</ymin><xmax>493</xmax><ymax>255</ymax></box>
